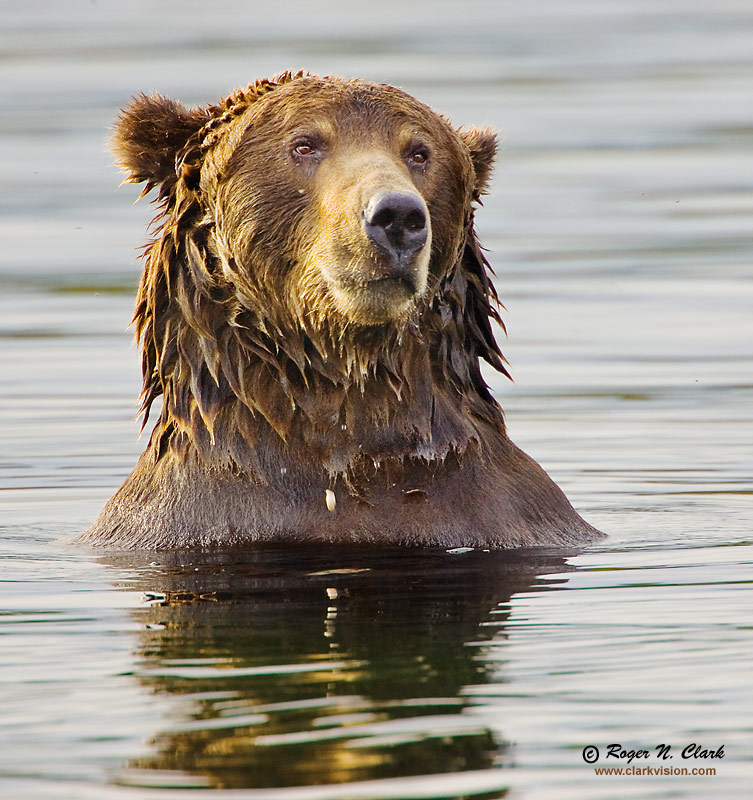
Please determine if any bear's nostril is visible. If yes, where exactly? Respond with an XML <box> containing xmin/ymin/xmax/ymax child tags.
<box><xmin>404</xmin><ymin>210</ymin><xmax>426</xmax><ymax>233</ymax></box>
<box><xmin>370</xmin><ymin>206</ymin><xmax>397</xmax><ymax>231</ymax></box>
<box><xmin>364</xmin><ymin>191</ymin><xmax>428</xmax><ymax>261</ymax></box>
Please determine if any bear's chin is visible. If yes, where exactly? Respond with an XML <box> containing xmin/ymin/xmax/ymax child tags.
<box><xmin>322</xmin><ymin>243</ymin><xmax>431</xmax><ymax>326</ymax></box>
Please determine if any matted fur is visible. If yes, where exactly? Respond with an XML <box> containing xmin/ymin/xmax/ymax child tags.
<box><xmin>82</xmin><ymin>73</ymin><xmax>602</xmax><ymax>549</ymax></box>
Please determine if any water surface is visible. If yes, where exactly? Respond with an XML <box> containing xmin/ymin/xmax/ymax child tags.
<box><xmin>1</xmin><ymin>1</ymin><xmax>751</xmax><ymax>798</ymax></box>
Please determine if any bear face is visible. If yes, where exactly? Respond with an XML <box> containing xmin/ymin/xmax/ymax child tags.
<box><xmin>211</xmin><ymin>77</ymin><xmax>472</xmax><ymax>327</ymax></box>
<box><xmin>84</xmin><ymin>72</ymin><xmax>601</xmax><ymax>549</ymax></box>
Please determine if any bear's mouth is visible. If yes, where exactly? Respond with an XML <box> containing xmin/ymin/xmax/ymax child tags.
<box><xmin>329</xmin><ymin>261</ymin><xmax>426</xmax><ymax>326</ymax></box>
<box><xmin>370</xmin><ymin>272</ymin><xmax>419</xmax><ymax>293</ymax></box>
<box><xmin>342</xmin><ymin>269</ymin><xmax>420</xmax><ymax>296</ymax></box>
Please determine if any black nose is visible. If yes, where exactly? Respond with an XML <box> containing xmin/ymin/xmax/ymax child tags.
<box><xmin>364</xmin><ymin>191</ymin><xmax>428</xmax><ymax>263</ymax></box>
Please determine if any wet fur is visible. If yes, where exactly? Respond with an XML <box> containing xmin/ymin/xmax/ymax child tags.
<box><xmin>82</xmin><ymin>72</ymin><xmax>602</xmax><ymax>549</ymax></box>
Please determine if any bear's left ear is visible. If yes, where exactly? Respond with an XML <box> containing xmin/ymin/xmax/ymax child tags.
<box><xmin>112</xmin><ymin>93</ymin><xmax>209</xmax><ymax>188</ymax></box>
<box><xmin>459</xmin><ymin>127</ymin><xmax>498</xmax><ymax>200</ymax></box>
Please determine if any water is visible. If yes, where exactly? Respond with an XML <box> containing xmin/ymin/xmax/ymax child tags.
<box><xmin>1</xmin><ymin>1</ymin><xmax>752</xmax><ymax>798</ymax></box>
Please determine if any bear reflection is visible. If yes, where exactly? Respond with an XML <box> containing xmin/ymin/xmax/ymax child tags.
<box><xmin>111</xmin><ymin>546</ymin><xmax>572</xmax><ymax>791</ymax></box>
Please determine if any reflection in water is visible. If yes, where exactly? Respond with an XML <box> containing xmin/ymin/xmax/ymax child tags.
<box><xmin>104</xmin><ymin>546</ymin><xmax>573</xmax><ymax>794</ymax></box>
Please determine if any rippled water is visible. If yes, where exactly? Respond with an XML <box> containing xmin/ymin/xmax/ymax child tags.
<box><xmin>1</xmin><ymin>1</ymin><xmax>752</xmax><ymax>798</ymax></box>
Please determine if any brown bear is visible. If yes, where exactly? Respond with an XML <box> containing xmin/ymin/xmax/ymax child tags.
<box><xmin>81</xmin><ymin>71</ymin><xmax>602</xmax><ymax>549</ymax></box>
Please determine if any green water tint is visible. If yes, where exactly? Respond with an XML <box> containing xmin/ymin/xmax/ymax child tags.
<box><xmin>104</xmin><ymin>546</ymin><xmax>570</xmax><ymax>793</ymax></box>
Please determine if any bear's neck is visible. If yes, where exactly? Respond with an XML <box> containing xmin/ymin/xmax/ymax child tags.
<box><xmin>146</xmin><ymin>316</ymin><xmax>506</xmax><ymax>486</ymax></box>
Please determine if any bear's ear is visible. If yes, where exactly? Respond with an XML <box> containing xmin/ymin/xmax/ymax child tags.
<box><xmin>459</xmin><ymin>127</ymin><xmax>498</xmax><ymax>199</ymax></box>
<box><xmin>112</xmin><ymin>93</ymin><xmax>209</xmax><ymax>187</ymax></box>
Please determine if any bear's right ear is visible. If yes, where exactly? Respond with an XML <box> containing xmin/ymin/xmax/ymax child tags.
<box><xmin>112</xmin><ymin>93</ymin><xmax>209</xmax><ymax>188</ymax></box>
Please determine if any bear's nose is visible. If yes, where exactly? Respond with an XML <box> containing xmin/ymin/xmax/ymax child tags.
<box><xmin>364</xmin><ymin>191</ymin><xmax>428</xmax><ymax>264</ymax></box>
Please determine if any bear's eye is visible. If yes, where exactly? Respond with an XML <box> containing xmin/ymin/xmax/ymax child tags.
<box><xmin>407</xmin><ymin>148</ymin><xmax>429</xmax><ymax>166</ymax></box>
<box><xmin>293</xmin><ymin>140</ymin><xmax>318</xmax><ymax>158</ymax></box>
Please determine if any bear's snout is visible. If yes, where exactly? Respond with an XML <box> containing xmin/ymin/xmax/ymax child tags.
<box><xmin>363</xmin><ymin>191</ymin><xmax>429</xmax><ymax>270</ymax></box>
<box><xmin>302</xmin><ymin>156</ymin><xmax>433</xmax><ymax>325</ymax></box>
